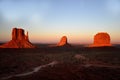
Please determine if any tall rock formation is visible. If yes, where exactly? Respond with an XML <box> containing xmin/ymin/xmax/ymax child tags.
<box><xmin>57</xmin><ymin>36</ymin><xmax>70</xmax><ymax>46</ymax></box>
<box><xmin>90</xmin><ymin>32</ymin><xmax>111</xmax><ymax>47</ymax></box>
<box><xmin>0</xmin><ymin>28</ymin><xmax>35</xmax><ymax>48</ymax></box>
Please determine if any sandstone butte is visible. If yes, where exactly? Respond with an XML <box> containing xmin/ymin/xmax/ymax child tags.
<box><xmin>57</xmin><ymin>36</ymin><xmax>71</xmax><ymax>47</ymax></box>
<box><xmin>0</xmin><ymin>28</ymin><xmax>36</xmax><ymax>48</ymax></box>
<box><xmin>90</xmin><ymin>32</ymin><xmax>112</xmax><ymax>47</ymax></box>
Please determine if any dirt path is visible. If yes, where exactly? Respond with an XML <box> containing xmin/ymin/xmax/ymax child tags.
<box><xmin>1</xmin><ymin>61</ymin><xmax>58</xmax><ymax>80</ymax></box>
<box><xmin>83</xmin><ymin>64</ymin><xmax>120</xmax><ymax>68</ymax></box>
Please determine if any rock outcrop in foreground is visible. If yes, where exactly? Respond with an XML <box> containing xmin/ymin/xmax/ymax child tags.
<box><xmin>0</xmin><ymin>28</ymin><xmax>35</xmax><ymax>48</ymax></box>
<box><xmin>57</xmin><ymin>36</ymin><xmax>70</xmax><ymax>46</ymax></box>
<box><xmin>90</xmin><ymin>32</ymin><xmax>111</xmax><ymax>47</ymax></box>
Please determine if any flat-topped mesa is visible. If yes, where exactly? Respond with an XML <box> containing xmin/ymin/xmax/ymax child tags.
<box><xmin>90</xmin><ymin>32</ymin><xmax>112</xmax><ymax>47</ymax></box>
<box><xmin>57</xmin><ymin>36</ymin><xmax>70</xmax><ymax>46</ymax></box>
<box><xmin>12</xmin><ymin>28</ymin><xmax>29</xmax><ymax>41</ymax></box>
<box><xmin>0</xmin><ymin>28</ymin><xmax>35</xmax><ymax>48</ymax></box>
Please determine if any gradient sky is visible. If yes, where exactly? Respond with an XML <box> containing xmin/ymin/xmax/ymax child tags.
<box><xmin>0</xmin><ymin>0</ymin><xmax>120</xmax><ymax>44</ymax></box>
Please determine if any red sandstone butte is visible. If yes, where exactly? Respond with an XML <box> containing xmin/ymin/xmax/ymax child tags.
<box><xmin>57</xmin><ymin>36</ymin><xmax>70</xmax><ymax>46</ymax></box>
<box><xmin>0</xmin><ymin>28</ymin><xmax>36</xmax><ymax>48</ymax></box>
<box><xmin>90</xmin><ymin>32</ymin><xmax>112</xmax><ymax>47</ymax></box>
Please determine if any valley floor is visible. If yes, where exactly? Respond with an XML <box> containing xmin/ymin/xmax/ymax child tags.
<box><xmin>0</xmin><ymin>46</ymin><xmax>120</xmax><ymax>80</ymax></box>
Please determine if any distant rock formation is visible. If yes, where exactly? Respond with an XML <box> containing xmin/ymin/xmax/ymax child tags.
<box><xmin>90</xmin><ymin>32</ymin><xmax>111</xmax><ymax>47</ymax></box>
<box><xmin>12</xmin><ymin>28</ymin><xmax>29</xmax><ymax>41</ymax></box>
<box><xmin>57</xmin><ymin>36</ymin><xmax>71</xmax><ymax>46</ymax></box>
<box><xmin>0</xmin><ymin>28</ymin><xmax>35</xmax><ymax>48</ymax></box>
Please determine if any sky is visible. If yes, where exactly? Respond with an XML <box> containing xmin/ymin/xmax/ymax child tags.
<box><xmin>0</xmin><ymin>0</ymin><xmax>120</xmax><ymax>44</ymax></box>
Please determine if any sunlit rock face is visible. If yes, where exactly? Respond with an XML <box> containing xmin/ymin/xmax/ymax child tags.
<box><xmin>57</xmin><ymin>36</ymin><xmax>70</xmax><ymax>46</ymax></box>
<box><xmin>12</xmin><ymin>28</ymin><xmax>29</xmax><ymax>41</ymax></box>
<box><xmin>0</xmin><ymin>28</ymin><xmax>35</xmax><ymax>48</ymax></box>
<box><xmin>91</xmin><ymin>32</ymin><xmax>111</xmax><ymax>47</ymax></box>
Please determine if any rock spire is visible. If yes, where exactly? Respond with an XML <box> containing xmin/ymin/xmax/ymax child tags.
<box><xmin>57</xmin><ymin>36</ymin><xmax>70</xmax><ymax>46</ymax></box>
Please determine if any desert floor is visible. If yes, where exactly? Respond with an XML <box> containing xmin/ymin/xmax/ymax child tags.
<box><xmin>0</xmin><ymin>45</ymin><xmax>120</xmax><ymax>80</ymax></box>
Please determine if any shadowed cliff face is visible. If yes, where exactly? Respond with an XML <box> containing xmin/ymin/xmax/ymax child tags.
<box><xmin>91</xmin><ymin>32</ymin><xmax>111</xmax><ymax>47</ymax></box>
<box><xmin>57</xmin><ymin>36</ymin><xmax>71</xmax><ymax>47</ymax></box>
<box><xmin>0</xmin><ymin>28</ymin><xmax>35</xmax><ymax>48</ymax></box>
